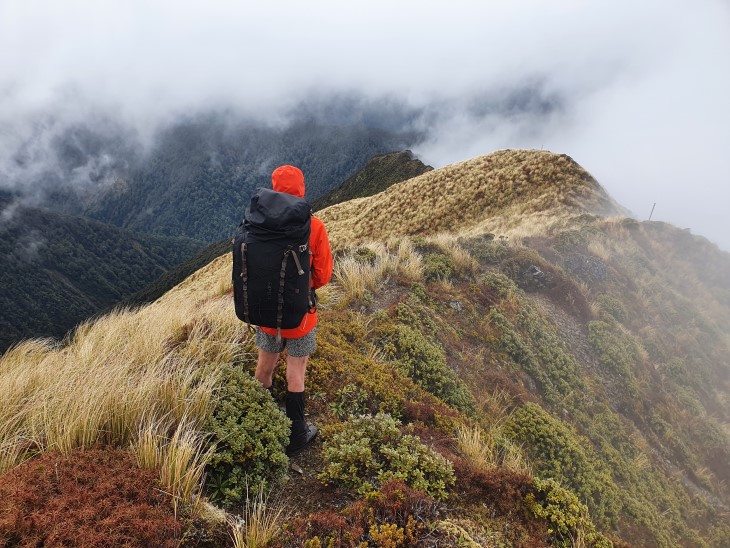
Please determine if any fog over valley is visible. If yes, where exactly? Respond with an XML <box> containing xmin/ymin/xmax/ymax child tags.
<box><xmin>1</xmin><ymin>0</ymin><xmax>728</xmax><ymax>249</ymax></box>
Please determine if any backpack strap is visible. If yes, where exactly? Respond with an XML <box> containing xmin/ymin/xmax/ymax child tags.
<box><xmin>240</xmin><ymin>242</ymin><xmax>250</xmax><ymax>325</ymax></box>
<box><xmin>276</xmin><ymin>248</ymin><xmax>291</xmax><ymax>343</ymax></box>
<box><xmin>275</xmin><ymin>245</ymin><xmax>309</xmax><ymax>343</ymax></box>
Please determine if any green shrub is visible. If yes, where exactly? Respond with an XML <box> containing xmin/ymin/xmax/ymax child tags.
<box><xmin>595</xmin><ymin>295</ymin><xmax>628</xmax><ymax>323</ymax></box>
<box><xmin>353</xmin><ymin>246</ymin><xmax>377</xmax><ymax>265</ymax></box>
<box><xmin>393</xmin><ymin>301</ymin><xmax>440</xmax><ymax>339</ymax></box>
<box><xmin>319</xmin><ymin>413</ymin><xmax>455</xmax><ymax>499</ymax></box>
<box><xmin>407</xmin><ymin>282</ymin><xmax>430</xmax><ymax>304</ymax></box>
<box><xmin>379</xmin><ymin>324</ymin><xmax>475</xmax><ymax>414</ymax></box>
<box><xmin>505</xmin><ymin>403</ymin><xmax>619</xmax><ymax>527</ymax></box>
<box><xmin>480</xmin><ymin>270</ymin><xmax>519</xmax><ymax>298</ymax></box>
<box><xmin>588</xmin><ymin>320</ymin><xmax>640</xmax><ymax>384</ymax></box>
<box><xmin>329</xmin><ymin>383</ymin><xmax>372</xmax><ymax>419</ymax></box>
<box><xmin>460</xmin><ymin>235</ymin><xmax>508</xmax><ymax>264</ymax></box>
<box><xmin>525</xmin><ymin>478</ymin><xmax>611</xmax><ymax>548</ymax></box>
<box><xmin>422</xmin><ymin>252</ymin><xmax>455</xmax><ymax>282</ymax></box>
<box><xmin>487</xmin><ymin>307</ymin><xmax>583</xmax><ymax>403</ymax></box>
<box><xmin>203</xmin><ymin>364</ymin><xmax>290</xmax><ymax>506</ymax></box>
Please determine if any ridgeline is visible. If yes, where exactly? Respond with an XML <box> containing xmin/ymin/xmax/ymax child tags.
<box><xmin>2</xmin><ymin>149</ymin><xmax>729</xmax><ymax>547</ymax></box>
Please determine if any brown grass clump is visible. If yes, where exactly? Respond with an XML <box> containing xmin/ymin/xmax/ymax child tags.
<box><xmin>0</xmin><ymin>446</ymin><xmax>182</xmax><ymax>547</ymax></box>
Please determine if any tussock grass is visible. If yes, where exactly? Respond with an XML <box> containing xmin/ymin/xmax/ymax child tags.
<box><xmin>456</xmin><ymin>425</ymin><xmax>499</xmax><ymax>470</ymax></box>
<box><xmin>456</xmin><ymin>424</ymin><xmax>531</xmax><ymax>475</ymax></box>
<box><xmin>426</xmin><ymin>234</ymin><xmax>480</xmax><ymax>276</ymax></box>
<box><xmin>457</xmin><ymin>389</ymin><xmax>532</xmax><ymax>475</ymax></box>
<box><xmin>320</xmin><ymin>150</ymin><xmax>625</xmax><ymax>248</ymax></box>
<box><xmin>389</xmin><ymin>238</ymin><xmax>425</xmax><ymax>282</ymax></box>
<box><xmin>228</xmin><ymin>484</ymin><xmax>285</xmax><ymax>548</ymax></box>
<box><xmin>333</xmin><ymin>240</ymin><xmax>423</xmax><ymax>305</ymax></box>
<box><xmin>0</xmin><ymin>256</ymin><xmax>244</xmax><ymax>505</ymax></box>
<box><xmin>134</xmin><ymin>416</ymin><xmax>214</xmax><ymax>515</ymax></box>
<box><xmin>334</xmin><ymin>255</ymin><xmax>383</xmax><ymax>302</ymax></box>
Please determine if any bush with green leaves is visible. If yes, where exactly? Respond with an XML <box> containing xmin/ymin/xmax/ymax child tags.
<box><xmin>505</xmin><ymin>403</ymin><xmax>619</xmax><ymax>527</ymax></box>
<box><xmin>460</xmin><ymin>235</ymin><xmax>508</xmax><ymax>264</ymax></box>
<box><xmin>588</xmin><ymin>320</ymin><xmax>641</xmax><ymax>397</ymax></box>
<box><xmin>329</xmin><ymin>383</ymin><xmax>372</xmax><ymax>419</ymax></box>
<box><xmin>487</xmin><ymin>306</ymin><xmax>583</xmax><ymax>404</ymax></box>
<box><xmin>480</xmin><ymin>270</ymin><xmax>519</xmax><ymax>298</ymax></box>
<box><xmin>422</xmin><ymin>252</ymin><xmax>456</xmax><ymax>282</ymax></box>
<box><xmin>595</xmin><ymin>294</ymin><xmax>628</xmax><ymax>323</ymax></box>
<box><xmin>525</xmin><ymin>478</ymin><xmax>611</xmax><ymax>548</ymax></box>
<box><xmin>379</xmin><ymin>323</ymin><xmax>475</xmax><ymax>414</ymax></box>
<box><xmin>319</xmin><ymin>413</ymin><xmax>455</xmax><ymax>499</ymax></box>
<box><xmin>203</xmin><ymin>364</ymin><xmax>290</xmax><ymax>506</ymax></box>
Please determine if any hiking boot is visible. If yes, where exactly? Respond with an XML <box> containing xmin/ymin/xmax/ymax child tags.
<box><xmin>285</xmin><ymin>390</ymin><xmax>318</xmax><ymax>456</ymax></box>
<box><xmin>286</xmin><ymin>421</ymin><xmax>318</xmax><ymax>456</ymax></box>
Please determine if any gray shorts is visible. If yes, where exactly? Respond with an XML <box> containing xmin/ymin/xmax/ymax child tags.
<box><xmin>255</xmin><ymin>326</ymin><xmax>317</xmax><ymax>357</ymax></box>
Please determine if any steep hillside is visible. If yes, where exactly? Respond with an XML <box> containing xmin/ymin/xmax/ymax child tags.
<box><xmin>2</xmin><ymin>149</ymin><xmax>729</xmax><ymax>547</ymax></box>
<box><xmin>0</xmin><ymin>200</ymin><xmax>204</xmax><ymax>352</ymax></box>
<box><xmin>311</xmin><ymin>150</ymin><xmax>432</xmax><ymax>211</ymax></box>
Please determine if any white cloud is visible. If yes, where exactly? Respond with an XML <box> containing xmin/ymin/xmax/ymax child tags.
<box><xmin>1</xmin><ymin>0</ymin><xmax>728</xmax><ymax>248</ymax></box>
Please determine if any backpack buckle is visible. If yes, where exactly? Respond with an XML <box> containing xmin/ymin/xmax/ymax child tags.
<box><xmin>299</xmin><ymin>243</ymin><xmax>308</xmax><ymax>253</ymax></box>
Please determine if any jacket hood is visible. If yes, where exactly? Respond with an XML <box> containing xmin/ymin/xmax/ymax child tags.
<box><xmin>272</xmin><ymin>165</ymin><xmax>305</xmax><ymax>198</ymax></box>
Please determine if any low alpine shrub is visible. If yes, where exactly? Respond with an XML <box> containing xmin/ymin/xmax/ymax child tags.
<box><xmin>422</xmin><ymin>252</ymin><xmax>455</xmax><ymax>282</ymax></box>
<box><xmin>319</xmin><ymin>413</ymin><xmax>455</xmax><ymax>499</ymax></box>
<box><xmin>379</xmin><ymin>324</ymin><xmax>475</xmax><ymax>414</ymax></box>
<box><xmin>203</xmin><ymin>364</ymin><xmax>290</xmax><ymax>507</ymax></box>
<box><xmin>525</xmin><ymin>478</ymin><xmax>612</xmax><ymax>548</ymax></box>
<box><xmin>505</xmin><ymin>402</ymin><xmax>620</xmax><ymax>527</ymax></box>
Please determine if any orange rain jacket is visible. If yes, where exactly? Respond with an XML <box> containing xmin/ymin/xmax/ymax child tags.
<box><xmin>259</xmin><ymin>165</ymin><xmax>333</xmax><ymax>339</ymax></box>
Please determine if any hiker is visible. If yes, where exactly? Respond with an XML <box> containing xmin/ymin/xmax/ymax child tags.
<box><xmin>252</xmin><ymin>165</ymin><xmax>333</xmax><ymax>456</ymax></box>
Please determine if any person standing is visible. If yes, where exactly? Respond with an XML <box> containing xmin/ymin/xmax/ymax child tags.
<box><xmin>253</xmin><ymin>165</ymin><xmax>333</xmax><ymax>456</ymax></box>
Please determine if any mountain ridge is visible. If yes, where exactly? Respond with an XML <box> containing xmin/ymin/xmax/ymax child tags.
<box><xmin>319</xmin><ymin>149</ymin><xmax>628</xmax><ymax>248</ymax></box>
<box><xmin>311</xmin><ymin>150</ymin><xmax>433</xmax><ymax>211</ymax></box>
<box><xmin>2</xmin><ymin>148</ymin><xmax>729</xmax><ymax>546</ymax></box>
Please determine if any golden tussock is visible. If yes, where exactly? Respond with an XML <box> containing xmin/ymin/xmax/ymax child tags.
<box><xmin>319</xmin><ymin>149</ymin><xmax>625</xmax><ymax>249</ymax></box>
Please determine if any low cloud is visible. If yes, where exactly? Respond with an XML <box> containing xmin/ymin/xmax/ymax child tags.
<box><xmin>0</xmin><ymin>0</ymin><xmax>728</xmax><ymax>248</ymax></box>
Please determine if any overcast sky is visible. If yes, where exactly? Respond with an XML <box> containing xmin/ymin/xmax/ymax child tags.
<box><xmin>1</xmin><ymin>0</ymin><xmax>729</xmax><ymax>249</ymax></box>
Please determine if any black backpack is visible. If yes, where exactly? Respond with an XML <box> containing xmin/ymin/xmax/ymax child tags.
<box><xmin>232</xmin><ymin>188</ymin><xmax>313</xmax><ymax>339</ymax></box>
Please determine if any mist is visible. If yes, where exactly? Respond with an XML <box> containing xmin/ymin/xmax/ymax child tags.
<box><xmin>1</xmin><ymin>0</ymin><xmax>728</xmax><ymax>249</ymax></box>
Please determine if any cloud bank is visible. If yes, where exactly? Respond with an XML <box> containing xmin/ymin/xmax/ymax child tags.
<box><xmin>1</xmin><ymin>0</ymin><xmax>728</xmax><ymax>248</ymax></box>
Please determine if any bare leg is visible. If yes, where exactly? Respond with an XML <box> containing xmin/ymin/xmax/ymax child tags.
<box><xmin>255</xmin><ymin>349</ymin><xmax>279</xmax><ymax>389</ymax></box>
<box><xmin>286</xmin><ymin>354</ymin><xmax>309</xmax><ymax>392</ymax></box>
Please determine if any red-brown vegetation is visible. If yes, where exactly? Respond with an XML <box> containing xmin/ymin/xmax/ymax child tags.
<box><xmin>0</xmin><ymin>446</ymin><xmax>182</xmax><ymax>547</ymax></box>
<box><xmin>450</xmin><ymin>456</ymin><xmax>551</xmax><ymax>547</ymax></box>
<box><xmin>283</xmin><ymin>479</ymin><xmax>439</xmax><ymax>547</ymax></box>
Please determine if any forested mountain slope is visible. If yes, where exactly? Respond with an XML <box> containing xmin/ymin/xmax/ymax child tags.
<box><xmin>0</xmin><ymin>199</ymin><xmax>204</xmax><ymax>352</ymax></box>
<box><xmin>2</xmin><ymin>149</ymin><xmax>729</xmax><ymax>547</ymax></box>
<box><xmin>81</xmin><ymin>118</ymin><xmax>420</xmax><ymax>241</ymax></box>
<box><xmin>311</xmin><ymin>150</ymin><xmax>432</xmax><ymax>211</ymax></box>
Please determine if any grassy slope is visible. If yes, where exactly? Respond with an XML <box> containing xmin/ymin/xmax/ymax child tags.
<box><xmin>319</xmin><ymin>149</ymin><xmax>628</xmax><ymax>248</ymax></box>
<box><xmin>2</xmin><ymin>149</ymin><xmax>729</xmax><ymax>546</ymax></box>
